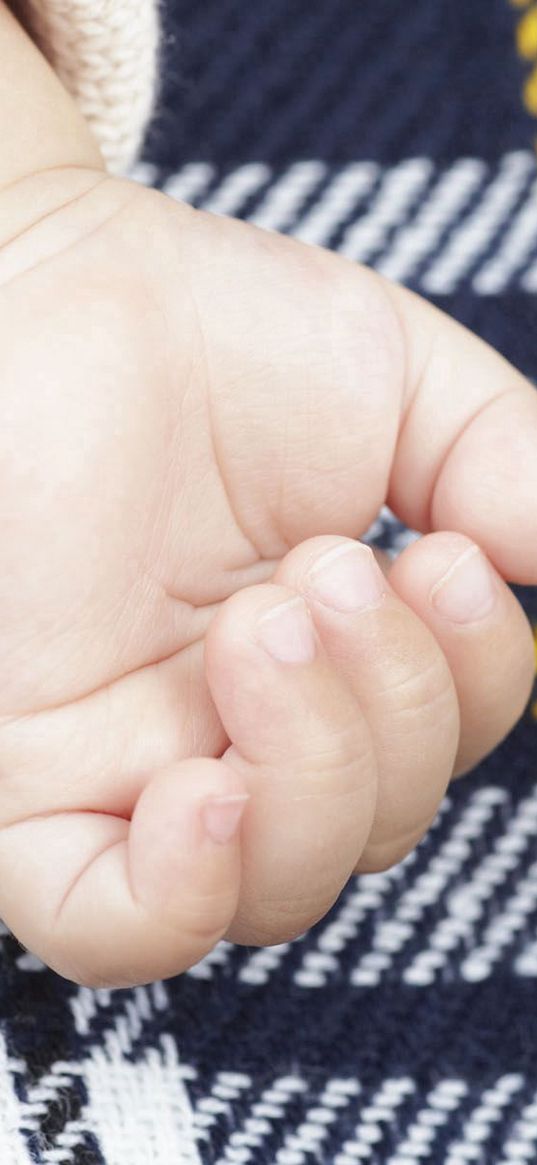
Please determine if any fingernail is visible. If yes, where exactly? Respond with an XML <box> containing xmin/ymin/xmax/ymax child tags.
<box><xmin>202</xmin><ymin>793</ymin><xmax>250</xmax><ymax>845</ymax></box>
<box><xmin>257</xmin><ymin>596</ymin><xmax>317</xmax><ymax>663</ymax></box>
<box><xmin>430</xmin><ymin>545</ymin><xmax>497</xmax><ymax>623</ymax></box>
<box><xmin>307</xmin><ymin>542</ymin><xmax>386</xmax><ymax>613</ymax></box>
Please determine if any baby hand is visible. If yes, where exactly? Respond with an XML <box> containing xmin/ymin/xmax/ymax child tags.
<box><xmin>0</xmin><ymin>167</ymin><xmax>534</xmax><ymax>987</ymax></box>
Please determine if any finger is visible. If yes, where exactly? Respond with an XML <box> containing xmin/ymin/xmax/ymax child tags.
<box><xmin>383</xmin><ymin>278</ymin><xmax>537</xmax><ymax>584</ymax></box>
<box><xmin>273</xmin><ymin>536</ymin><xmax>460</xmax><ymax>873</ymax></box>
<box><xmin>388</xmin><ymin>532</ymin><xmax>536</xmax><ymax>777</ymax></box>
<box><xmin>0</xmin><ymin>758</ymin><xmax>248</xmax><ymax>986</ymax></box>
<box><xmin>186</xmin><ymin>210</ymin><xmax>537</xmax><ymax>585</ymax></box>
<box><xmin>0</xmin><ymin>641</ymin><xmax>229</xmax><ymax>823</ymax></box>
<box><xmin>204</xmin><ymin>582</ymin><xmax>378</xmax><ymax>946</ymax></box>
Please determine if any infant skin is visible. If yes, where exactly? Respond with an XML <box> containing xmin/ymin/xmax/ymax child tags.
<box><xmin>0</xmin><ymin>165</ymin><xmax>535</xmax><ymax>985</ymax></box>
<box><xmin>0</xmin><ymin>0</ymin><xmax>536</xmax><ymax>988</ymax></box>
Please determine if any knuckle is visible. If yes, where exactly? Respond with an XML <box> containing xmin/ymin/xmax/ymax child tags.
<box><xmin>380</xmin><ymin>652</ymin><xmax>456</xmax><ymax>728</ymax></box>
<box><xmin>307</xmin><ymin>751</ymin><xmax>376</xmax><ymax>805</ymax></box>
<box><xmin>303</xmin><ymin>718</ymin><xmax>376</xmax><ymax>790</ymax></box>
<box><xmin>254</xmin><ymin>715</ymin><xmax>377</xmax><ymax>796</ymax></box>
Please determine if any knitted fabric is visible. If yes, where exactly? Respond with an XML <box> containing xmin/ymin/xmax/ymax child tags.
<box><xmin>13</xmin><ymin>0</ymin><xmax>160</xmax><ymax>172</ymax></box>
<box><xmin>1</xmin><ymin>3</ymin><xmax>537</xmax><ymax>1164</ymax></box>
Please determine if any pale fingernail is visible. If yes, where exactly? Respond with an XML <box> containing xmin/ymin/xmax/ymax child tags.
<box><xmin>307</xmin><ymin>541</ymin><xmax>386</xmax><ymax>613</ymax></box>
<box><xmin>430</xmin><ymin>545</ymin><xmax>497</xmax><ymax>623</ymax></box>
<box><xmin>202</xmin><ymin>793</ymin><xmax>250</xmax><ymax>845</ymax></box>
<box><xmin>257</xmin><ymin>596</ymin><xmax>317</xmax><ymax>663</ymax></box>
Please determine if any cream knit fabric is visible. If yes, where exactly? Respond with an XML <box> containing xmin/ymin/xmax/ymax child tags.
<box><xmin>13</xmin><ymin>0</ymin><xmax>160</xmax><ymax>173</ymax></box>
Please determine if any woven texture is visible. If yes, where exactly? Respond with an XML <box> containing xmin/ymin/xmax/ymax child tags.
<box><xmin>1</xmin><ymin>2</ymin><xmax>537</xmax><ymax>1163</ymax></box>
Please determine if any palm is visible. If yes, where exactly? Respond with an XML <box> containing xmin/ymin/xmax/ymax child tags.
<box><xmin>0</xmin><ymin>181</ymin><xmax>312</xmax><ymax>813</ymax></box>
<box><xmin>1</xmin><ymin>173</ymin><xmax>393</xmax><ymax>818</ymax></box>
<box><xmin>0</xmin><ymin>171</ymin><xmax>535</xmax><ymax>986</ymax></box>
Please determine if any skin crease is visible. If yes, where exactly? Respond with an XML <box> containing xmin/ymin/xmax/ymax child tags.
<box><xmin>0</xmin><ymin>7</ymin><xmax>536</xmax><ymax>986</ymax></box>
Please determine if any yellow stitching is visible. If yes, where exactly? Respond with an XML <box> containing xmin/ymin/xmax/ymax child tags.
<box><xmin>510</xmin><ymin>0</ymin><xmax>537</xmax><ymax>142</ymax></box>
<box><xmin>518</xmin><ymin>7</ymin><xmax>537</xmax><ymax>56</ymax></box>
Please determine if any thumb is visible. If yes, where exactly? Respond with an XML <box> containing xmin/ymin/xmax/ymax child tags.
<box><xmin>0</xmin><ymin>760</ymin><xmax>248</xmax><ymax>986</ymax></box>
<box><xmin>385</xmin><ymin>279</ymin><xmax>537</xmax><ymax>584</ymax></box>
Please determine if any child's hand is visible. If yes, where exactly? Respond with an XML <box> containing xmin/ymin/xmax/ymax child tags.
<box><xmin>0</xmin><ymin>167</ymin><xmax>535</xmax><ymax>986</ymax></box>
<box><xmin>1</xmin><ymin>0</ymin><xmax>536</xmax><ymax>989</ymax></box>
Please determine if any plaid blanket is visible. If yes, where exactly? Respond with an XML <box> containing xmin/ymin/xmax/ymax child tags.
<box><xmin>2</xmin><ymin>2</ymin><xmax>537</xmax><ymax>1162</ymax></box>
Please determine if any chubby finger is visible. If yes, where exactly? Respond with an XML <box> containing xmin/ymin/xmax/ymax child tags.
<box><xmin>273</xmin><ymin>535</ymin><xmax>460</xmax><ymax>873</ymax></box>
<box><xmin>0</xmin><ymin>758</ymin><xmax>248</xmax><ymax>986</ymax></box>
<box><xmin>384</xmin><ymin>279</ymin><xmax>537</xmax><ymax>584</ymax></box>
<box><xmin>388</xmin><ymin>532</ymin><xmax>536</xmax><ymax>777</ymax></box>
<box><xmin>183</xmin><ymin>206</ymin><xmax>537</xmax><ymax>585</ymax></box>
<box><xmin>204</xmin><ymin>582</ymin><xmax>378</xmax><ymax>946</ymax></box>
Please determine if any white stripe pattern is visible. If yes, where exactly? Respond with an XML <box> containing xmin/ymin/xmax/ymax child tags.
<box><xmin>294</xmin><ymin>797</ymin><xmax>452</xmax><ymax>989</ymax></box>
<box><xmin>519</xmin><ymin>227</ymin><xmax>537</xmax><ymax>291</ymax></box>
<box><xmin>216</xmin><ymin>1077</ymin><xmax>308</xmax><ymax>1165</ymax></box>
<box><xmin>16</xmin><ymin>1036</ymin><xmax>199</xmax><ymax>1165</ymax></box>
<box><xmin>444</xmin><ymin>1075</ymin><xmax>524</xmax><ymax>1165</ymax></box>
<box><xmin>339</xmin><ymin>158</ymin><xmax>434</xmax><ymax>263</ymax></box>
<box><xmin>182</xmin><ymin>784</ymin><xmax>537</xmax><ymax>991</ymax></box>
<box><xmin>80</xmin><ymin>1035</ymin><xmax>201</xmax><ymax>1165</ymax></box>
<box><xmin>144</xmin><ymin>151</ymin><xmax>537</xmax><ymax>293</ymax></box>
<box><xmin>11</xmin><ymin>1044</ymin><xmax>537</xmax><ymax>1165</ymax></box>
<box><xmin>460</xmin><ymin>857</ymin><xmax>537</xmax><ymax>982</ymax></box>
<box><xmin>293</xmin><ymin>163</ymin><xmax>379</xmax><ymax>245</ymax></box>
<box><xmin>473</xmin><ymin>175</ymin><xmax>537</xmax><ymax>293</ymax></box>
<box><xmin>201</xmin><ymin>164</ymin><xmax>271</xmax><ymax>217</ymax></box>
<box><xmin>194</xmin><ymin>1072</ymin><xmax>251</xmax><ymax>1146</ymax></box>
<box><xmin>407</xmin><ymin>787</ymin><xmax>537</xmax><ymax>985</ymax></box>
<box><xmin>205</xmin><ymin>1074</ymin><xmax>537</xmax><ymax>1165</ymax></box>
<box><xmin>162</xmin><ymin>163</ymin><xmax>215</xmax><ymax>206</ymax></box>
<box><xmin>522</xmin><ymin>252</ymin><xmax>537</xmax><ymax>293</ymax></box>
<box><xmin>248</xmin><ymin>161</ymin><xmax>327</xmax><ymax>232</ymax></box>
<box><xmin>500</xmin><ymin>1088</ymin><xmax>537</xmax><ymax>1163</ymax></box>
<box><xmin>239</xmin><ymin>941</ymin><xmax>293</xmax><ymax>986</ymax></box>
<box><xmin>352</xmin><ymin>787</ymin><xmax>507</xmax><ymax>988</ymax></box>
<box><xmin>25</xmin><ymin>983</ymin><xmax>184</xmax><ymax>1163</ymax></box>
<box><xmin>276</xmin><ymin>1079</ymin><xmax>358</xmax><ymax>1165</ymax></box>
<box><xmin>0</xmin><ymin>1036</ymin><xmax>34</xmax><ymax>1164</ymax></box>
<box><xmin>70</xmin><ymin>980</ymin><xmax>168</xmax><ymax>1044</ymax></box>
<box><xmin>515</xmin><ymin>936</ymin><xmax>537</xmax><ymax>977</ymax></box>
<box><xmin>386</xmin><ymin>1080</ymin><xmax>468</xmax><ymax>1165</ymax></box>
<box><xmin>422</xmin><ymin>152</ymin><xmax>536</xmax><ymax>294</ymax></box>
<box><xmin>376</xmin><ymin>159</ymin><xmax>487</xmax><ymax>284</ymax></box>
<box><xmin>335</xmin><ymin>1078</ymin><xmax>415</xmax><ymax>1165</ymax></box>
